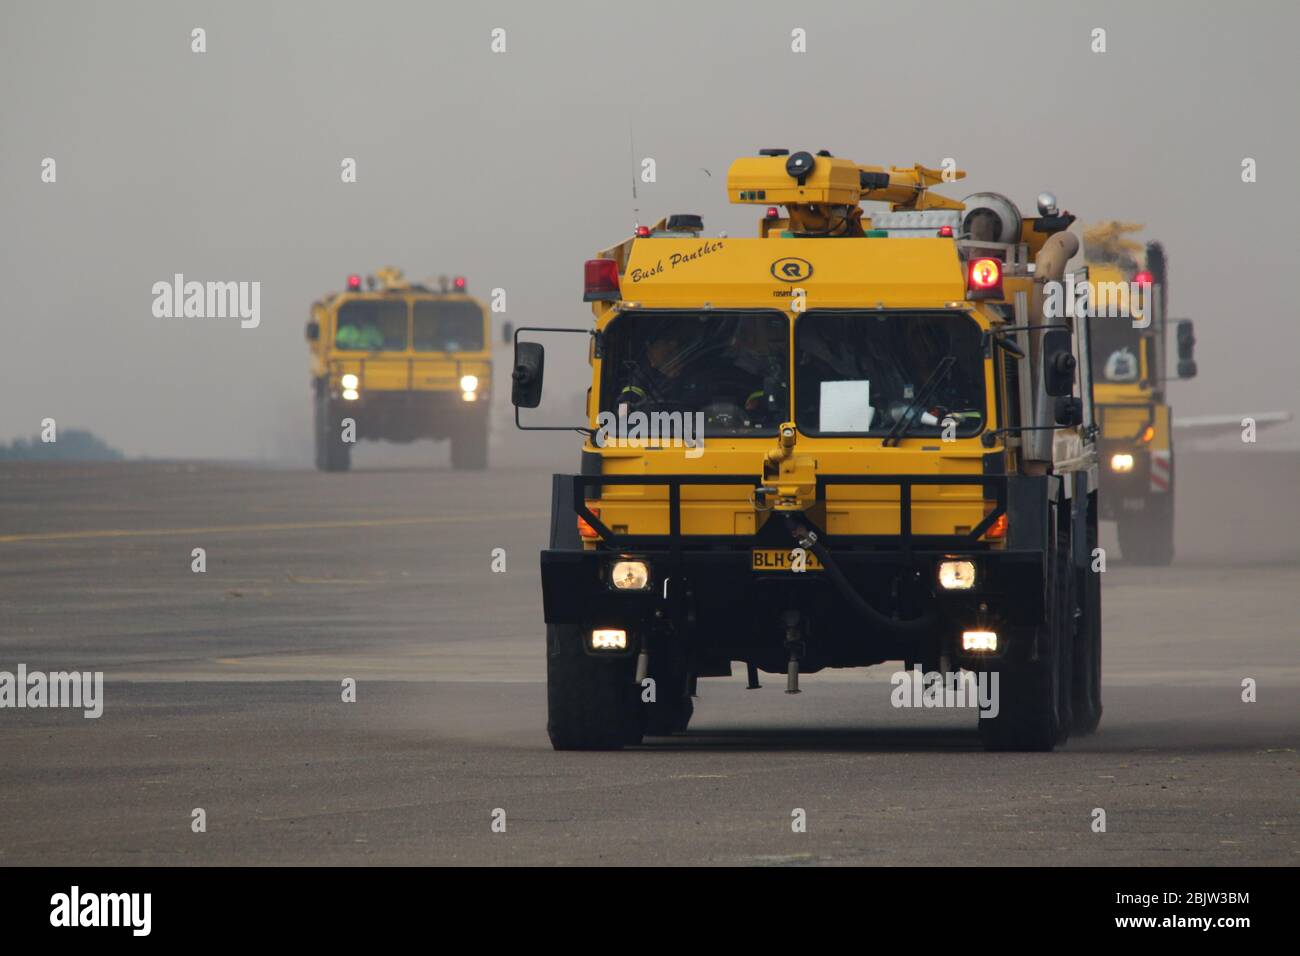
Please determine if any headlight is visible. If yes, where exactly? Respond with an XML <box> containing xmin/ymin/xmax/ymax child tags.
<box><xmin>590</xmin><ymin>628</ymin><xmax>628</xmax><ymax>651</ymax></box>
<box><xmin>938</xmin><ymin>559</ymin><xmax>976</xmax><ymax>590</ymax></box>
<box><xmin>341</xmin><ymin>373</ymin><xmax>359</xmax><ymax>389</ymax></box>
<box><xmin>1110</xmin><ymin>453</ymin><xmax>1135</xmax><ymax>473</ymax></box>
<box><xmin>962</xmin><ymin>630</ymin><xmax>998</xmax><ymax>652</ymax></box>
<box><xmin>610</xmin><ymin>559</ymin><xmax>651</xmax><ymax>591</ymax></box>
<box><xmin>342</xmin><ymin>388</ymin><xmax>359</xmax><ymax>401</ymax></box>
<box><xmin>459</xmin><ymin>374</ymin><xmax>479</xmax><ymax>393</ymax></box>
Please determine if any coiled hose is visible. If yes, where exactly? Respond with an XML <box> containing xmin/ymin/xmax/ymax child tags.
<box><xmin>781</xmin><ymin>512</ymin><xmax>937</xmax><ymax>634</ymax></box>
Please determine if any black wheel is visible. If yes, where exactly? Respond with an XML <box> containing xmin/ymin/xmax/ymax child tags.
<box><xmin>1118</xmin><ymin>491</ymin><xmax>1173</xmax><ymax>565</ymax></box>
<box><xmin>546</xmin><ymin>624</ymin><xmax>641</xmax><ymax>751</ymax></box>
<box><xmin>451</xmin><ymin>414</ymin><xmax>488</xmax><ymax>470</ymax></box>
<box><xmin>979</xmin><ymin>522</ymin><xmax>1070</xmax><ymax>752</ymax></box>
<box><xmin>642</xmin><ymin>638</ymin><xmax>694</xmax><ymax>736</ymax></box>
<box><xmin>314</xmin><ymin>388</ymin><xmax>352</xmax><ymax>472</ymax></box>
<box><xmin>1072</xmin><ymin>493</ymin><xmax>1104</xmax><ymax>735</ymax></box>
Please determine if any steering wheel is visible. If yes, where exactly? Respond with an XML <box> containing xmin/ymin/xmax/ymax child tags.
<box><xmin>700</xmin><ymin>401</ymin><xmax>748</xmax><ymax>430</ymax></box>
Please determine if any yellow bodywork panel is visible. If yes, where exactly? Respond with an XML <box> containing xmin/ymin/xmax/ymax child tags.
<box><xmin>1086</xmin><ymin>262</ymin><xmax>1169</xmax><ymax>453</ymax></box>
<box><xmin>590</xmin><ymin>445</ymin><xmax>989</xmax><ymax>538</ymax></box>
<box><xmin>309</xmin><ymin>292</ymin><xmax>491</xmax><ymax>395</ymax></box>
<box><xmin>583</xmin><ymin>232</ymin><xmax>1002</xmax><ymax>541</ymax></box>
<box><xmin>618</xmin><ymin>237</ymin><xmax>967</xmax><ymax>309</ymax></box>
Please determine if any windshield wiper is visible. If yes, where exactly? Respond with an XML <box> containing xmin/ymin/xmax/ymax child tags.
<box><xmin>882</xmin><ymin>356</ymin><xmax>956</xmax><ymax>447</ymax></box>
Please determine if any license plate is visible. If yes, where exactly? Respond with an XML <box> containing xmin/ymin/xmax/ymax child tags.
<box><xmin>751</xmin><ymin>548</ymin><xmax>823</xmax><ymax>572</ymax></box>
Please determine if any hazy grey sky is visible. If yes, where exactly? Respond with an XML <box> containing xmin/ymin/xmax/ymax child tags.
<box><xmin>3</xmin><ymin>0</ymin><xmax>1298</xmax><ymax>458</ymax></box>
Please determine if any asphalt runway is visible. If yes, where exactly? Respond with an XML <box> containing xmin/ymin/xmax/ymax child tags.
<box><xmin>0</xmin><ymin>451</ymin><xmax>1296</xmax><ymax>865</ymax></box>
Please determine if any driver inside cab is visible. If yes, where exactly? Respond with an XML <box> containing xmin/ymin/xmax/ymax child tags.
<box><xmin>614</xmin><ymin>317</ymin><xmax>785</xmax><ymax>431</ymax></box>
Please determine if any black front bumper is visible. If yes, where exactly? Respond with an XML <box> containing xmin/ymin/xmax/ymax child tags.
<box><xmin>539</xmin><ymin>472</ymin><xmax>1054</xmax><ymax>670</ymax></box>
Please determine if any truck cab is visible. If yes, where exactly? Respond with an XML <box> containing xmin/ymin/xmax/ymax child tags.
<box><xmin>306</xmin><ymin>268</ymin><xmax>491</xmax><ymax>471</ymax></box>
<box><xmin>515</xmin><ymin>151</ymin><xmax>1103</xmax><ymax>752</ymax></box>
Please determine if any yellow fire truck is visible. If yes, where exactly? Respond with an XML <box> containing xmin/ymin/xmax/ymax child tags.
<box><xmin>1083</xmin><ymin>223</ymin><xmax>1195</xmax><ymax>564</ymax></box>
<box><xmin>306</xmin><ymin>268</ymin><xmax>491</xmax><ymax>471</ymax></box>
<box><xmin>514</xmin><ymin>149</ymin><xmax>1103</xmax><ymax>752</ymax></box>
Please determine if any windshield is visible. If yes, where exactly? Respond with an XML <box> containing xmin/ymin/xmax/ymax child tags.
<box><xmin>414</xmin><ymin>300</ymin><xmax>484</xmax><ymax>352</ymax></box>
<box><xmin>1090</xmin><ymin>317</ymin><xmax>1145</xmax><ymax>384</ymax></box>
<box><xmin>600</xmin><ymin>311</ymin><xmax>790</xmax><ymax>436</ymax></box>
<box><xmin>335</xmin><ymin>300</ymin><xmax>407</xmax><ymax>351</ymax></box>
<box><xmin>795</xmin><ymin>311</ymin><xmax>986</xmax><ymax>437</ymax></box>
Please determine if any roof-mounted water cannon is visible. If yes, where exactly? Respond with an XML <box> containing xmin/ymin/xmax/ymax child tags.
<box><xmin>726</xmin><ymin>151</ymin><xmax>967</xmax><ymax>237</ymax></box>
<box><xmin>375</xmin><ymin>266</ymin><xmax>407</xmax><ymax>290</ymax></box>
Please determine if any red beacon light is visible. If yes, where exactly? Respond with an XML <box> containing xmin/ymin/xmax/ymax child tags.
<box><xmin>967</xmin><ymin>257</ymin><xmax>1003</xmax><ymax>299</ymax></box>
<box><xmin>766</xmin><ymin>207</ymin><xmax>780</xmax><ymax>219</ymax></box>
<box><xmin>346</xmin><ymin>274</ymin><xmax>362</xmax><ymax>291</ymax></box>
<box><xmin>1133</xmin><ymin>270</ymin><xmax>1154</xmax><ymax>286</ymax></box>
<box><xmin>583</xmin><ymin>258</ymin><xmax>621</xmax><ymax>303</ymax></box>
<box><xmin>453</xmin><ymin>276</ymin><xmax>467</xmax><ymax>291</ymax></box>
<box><xmin>938</xmin><ymin>225</ymin><xmax>954</xmax><ymax>238</ymax></box>
<box><xmin>635</xmin><ymin>225</ymin><xmax>651</xmax><ymax>238</ymax></box>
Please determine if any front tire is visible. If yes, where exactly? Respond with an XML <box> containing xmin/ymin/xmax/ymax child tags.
<box><xmin>546</xmin><ymin>624</ymin><xmax>641</xmax><ymax>751</ymax></box>
<box><xmin>642</xmin><ymin>639</ymin><xmax>694</xmax><ymax>737</ymax></box>
<box><xmin>450</xmin><ymin>413</ymin><xmax>488</xmax><ymax>471</ymax></box>
<box><xmin>1118</xmin><ymin>491</ymin><xmax>1173</xmax><ymax>565</ymax></box>
<box><xmin>979</xmin><ymin>526</ymin><xmax>1071</xmax><ymax>752</ymax></box>
<box><xmin>314</xmin><ymin>388</ymin><xmax>352</xmax><ymax>473</ymax></box>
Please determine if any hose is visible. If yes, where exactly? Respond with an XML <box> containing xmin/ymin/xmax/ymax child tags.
<box><xmin>781</xmin><ymin>513</ymin><xmax>937</xmax><ymax>634</ymax></box>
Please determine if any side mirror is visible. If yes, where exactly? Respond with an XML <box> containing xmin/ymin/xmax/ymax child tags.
<box><xmin>1054</xmin><ymin>396</ymin><xmax>1083</xmax><ymax>427</ymax></box>
<box><xmin>511</xmin><ymin>341</ymin><xmax>545</xmax><ymax>408</ymax></box>
<box><xmin>1043</xmin><ymin>329</ymin><xmax>1077</xmax><ymax>397</ymax></box>
<box><xmin>501</xmin><ymin>320</ymin><xmax>514</xmax><ymax>345</ymax></box>
<box><xmin>1177</xmin><ymin>320</ymin><xmax>1196</xmax><ymax>378</ymax></box>
<box><xmin>305</xmin><ymin>320</ymin><xmax>319</xmax><ymax>342</ymax></box>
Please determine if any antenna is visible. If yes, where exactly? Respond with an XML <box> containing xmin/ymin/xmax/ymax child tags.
<box><xmin>628</xmin><ymin>123</ymin><xmax>639</xmax><ymax>230</ymax></box>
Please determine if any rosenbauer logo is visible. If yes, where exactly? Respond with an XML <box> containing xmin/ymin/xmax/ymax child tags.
<box><xmin>770</xmin><ymin>257</ymin><xmax>812</xmax><ymax>282</ymax></box>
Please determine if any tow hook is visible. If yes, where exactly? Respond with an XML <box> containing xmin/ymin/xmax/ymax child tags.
<box><xmin>782</xmin><ymin>608</ymin><xmax>805</xmax><ymax>694</ymax></box>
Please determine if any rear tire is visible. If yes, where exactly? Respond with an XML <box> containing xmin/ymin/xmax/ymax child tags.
<box><xmin>546</xmin><ymin>624</ymin><xmax>641</xmax><ymax>751</ymax></box>
<box><xmin>1072</xmin><ymin>494</ymin><xmax>1104</xmax><ymax>734</ymax></box>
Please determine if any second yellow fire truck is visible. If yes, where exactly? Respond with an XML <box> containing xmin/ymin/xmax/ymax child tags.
<box><xmin>306</xmin><ymin>268</ymin><xmax>491</xmax><ymax>471</ymax></box>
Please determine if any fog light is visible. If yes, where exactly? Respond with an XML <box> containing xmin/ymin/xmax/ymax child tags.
<box><xmin>461</xmin><ymin>391</ymin><xmax>477</xmax><ymax>402</ymax></box>
<box><xmin>460</xmin><ymin>374</ymin><xmax>479</xmax><ymax>392</ymax></box>
<box><xmin>341</xmin><ymin>373</ymin><xmax>359</xmax><ymax>389</ymax></box>
<box><xmin>342</xmin><ymin>388</ymin><xmax>360</xmax><ymax>401</ymax></box>
<box><xmin>590</xmin><ymin>628</ymin><xmax>627</xmax><ymax>651</ymax></box>
<box><xmin>610</xmin><ymin>560</ymin><xmax>650</xmax><ymax>591</ymax></box>
<box><xmin>1110</xmin><ymin>453</ymin><xmax>1135</xmax><ymax>473</ymax></box>
<box><xmin>938</xmin><ymin>560</ymin><xmax>976</xmax><ymax>590</ymax></box>
<box><xmin>962</xmin><ymin>630</ymin><xmax>998</xmax><ymax>652</ymax></box>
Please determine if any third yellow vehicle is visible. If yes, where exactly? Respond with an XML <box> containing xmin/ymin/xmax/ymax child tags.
<box><xmin>1082</xmin><ymin>224</ymin><xmax>1195</xmax><ymax>564</ymax></box>
<box><xmin>306</xmin><ymin>268</ymin><xmax>491</xmax><ymax>471</ymax></box>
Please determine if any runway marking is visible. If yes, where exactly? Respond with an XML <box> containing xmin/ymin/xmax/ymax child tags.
<box><xmin>0</xmin><ymin>512</ymin><xmax>548</xmax><ymax>544</ymax></box>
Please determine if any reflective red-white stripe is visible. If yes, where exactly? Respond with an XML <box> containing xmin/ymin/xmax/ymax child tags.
<box><xmin>1150</xmin><ymin>450</ymin><xmax>1171</xmax><ymax>492</ymax></box>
